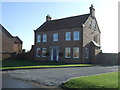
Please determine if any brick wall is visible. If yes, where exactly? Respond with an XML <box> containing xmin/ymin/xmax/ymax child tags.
<box><xmin>95</xmin><ymin>53</ymin><xmax>118</xmax><ymax>65</ymax></box>
<box><xmin>35</xmin><ymin>27</ymin><xmax>83</xmax><ymax>63</ymax></box>
<box><xmin>2</xmin><ymin>30</ymin><xmax>14</xmax><ymax>53</ymax></box>
<box><xmin>14</xmin><ymin>45</ymin><xmax>35</xmax><ymax>60</ymax></box>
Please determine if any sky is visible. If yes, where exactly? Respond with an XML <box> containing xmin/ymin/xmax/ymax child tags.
<box><xmin>0</xmin><ymin>0</ymin><xmax>119</xmax><ymax>53</ymax></box>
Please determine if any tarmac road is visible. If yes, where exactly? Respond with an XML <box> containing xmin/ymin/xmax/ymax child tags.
<box><xmin>2</xmin><ymin>65</ymin><xmax>119</xmax><ymax>88</ymax></box>
<box><xmin>2</xmin><ymin>72</ymin><xmax>41</xmax><ymax>88</ymax></box>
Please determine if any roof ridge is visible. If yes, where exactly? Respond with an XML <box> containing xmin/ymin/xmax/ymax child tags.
<box><xmin>51</xmin><ymin>13</ymin><xmax>90</xmax><ymax>21</ymax></box>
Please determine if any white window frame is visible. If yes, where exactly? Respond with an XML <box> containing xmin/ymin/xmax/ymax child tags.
<box><xmin>65</xmin><ymin>47</ymin><xmax>71</xmax><ymax>58</ymax></box>
<box><xmin>42</xmin><ymin>48</ymin><xmax>47</xmax><ymax>57</ymax></box>
<box><xmin>73</xmin><ymin>47</ymin><xmax>79</xmax><ymax>58</ymax></box>
<box><xmin>43</xmin><ymin>34</ymin><xmax>47</xmax><ymax>42</ymax></box>
<box><xmin>73</xmin><ymin>31</ymin><xmax>80</xmax><ymax>40</ymax></box>
<box><xmin>65</xmin><ymin>32</ymin><xmax>71</xmax><ymax>41</ymax></box>
<box><xmin>94</xmin><ymin>35</ymin><xmax>97</xmax><ymax>43</ymax></box>
<box><xmin>37</xmin><ymin>35</ymin><xmax>41</xmax><ymax>43</ymax></box>
<box><xmin>53</xmin><ymin>33</ymin><xmax>58</xmax><ymax>42</ymax></box>
<box><xmin>85</xmin><ymin>48</ymin><xmax>89</xmax><ymax>59</ymax></box>
<box><xmin>36</xmin><ymin>48</ymin><xmax>41</xmax><ymax>57</ymax></box>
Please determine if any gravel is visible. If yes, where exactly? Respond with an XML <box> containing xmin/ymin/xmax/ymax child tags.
<box><xmin>5</xmin><ymin>66</ymin><xmax>118</xmax><ymax>87</ymax></box>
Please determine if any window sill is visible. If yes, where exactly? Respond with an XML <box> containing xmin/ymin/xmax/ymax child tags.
<box><xmin>73</xmin><ymin>39</ymin><xmax>80</xmax><ymax>41</ymax></box>
<box><xmin>73</xmin><ymin>57</ymin><xmax>79</xmax><ymax>59</ymax></box>
<box><xmin>65</xmin><ymin>57</ymin><xmax>71</xmax><ymax>58</ymax></box>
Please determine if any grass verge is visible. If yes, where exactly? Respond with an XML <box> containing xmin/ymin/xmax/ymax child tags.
<box><xmin>0</xmin><ymin>59</ymin><xmax>94</xmax><ymax>70</ymax></box>
<box><xmin>62</xmin><ymin>72</ymin><xmax>119</xmax><ymax>89</ymax></box>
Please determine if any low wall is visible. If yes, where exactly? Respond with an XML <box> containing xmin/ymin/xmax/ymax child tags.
<box><xmin>14</xmin><ymin>45</ymin><xmax>35</xmax><ymax>60</ymax></box>
<box><xmin>95</xmin><ymin>53</ymin><xmax>118</xmax><ymax>65</ymax></box>
<box><xmin>1</xmin><ymin>52</ymin><xmax>15</xmax><ymax>60</ymax></box>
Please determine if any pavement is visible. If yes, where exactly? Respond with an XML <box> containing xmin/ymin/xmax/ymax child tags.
<box><xmin>2</xmin><ymin>65</ymin><xmax>118</xmax><ymax>88</ymax></box>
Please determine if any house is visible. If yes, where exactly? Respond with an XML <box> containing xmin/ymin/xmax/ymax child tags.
<box><xmin>0</xmin><ymin>24</ymin><xmax>23</xmax><ymax>60</ymax></box>
<box><xmin>13</xmin><ymin>36</ymin><xmax>23</xmax><ymax>53</ymax></box>
<box><xmin>34</xmin><ymin>5</ymin><xmax>101</xmax><ymax>63</ymax></box>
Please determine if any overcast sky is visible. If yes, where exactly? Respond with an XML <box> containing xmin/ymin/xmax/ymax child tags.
<box><xmin>1</xmin><ymin>0</ymin><xmax>119</xmax><ymax>53</ymax></box>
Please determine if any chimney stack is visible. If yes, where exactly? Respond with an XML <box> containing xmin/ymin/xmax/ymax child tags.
<box><xmin>46</xmin><ymin>14</ymin><xmax>52</xmax><ymax>21</ymax></box>
<box><xmin>89</xmin><ymin>4</ymin><xmax>95</xmax><ymax>18</ymax></box>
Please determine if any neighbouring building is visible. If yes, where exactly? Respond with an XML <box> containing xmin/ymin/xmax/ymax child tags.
<box><xmin>13</xmin><ymin>36</ymin><xmax>23</xmax><ymax>53</ymax></box>
<box><xmin>0</xmin><ymin>24</ymin><xmax>23</xmax><ymax>60</ymax></box>
<box><xmin>34</xmin><ymin>5</ymin><xmax>101</xmax><ymax>63</ymax></box>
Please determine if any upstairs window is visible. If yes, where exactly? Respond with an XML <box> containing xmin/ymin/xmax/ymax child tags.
<box><xmin>73</xmin><ymin>31</ymin><xmax>80</xmax><ymax>40</ymax></box>
<box><xmin>36</xmin><ymin>48</ymin><xmax>41</xmax><ymax>57</ymax></box>
<box><xmin>65</xmin><ymin>47</ymin><xmax>71</xmax><ymax>58</ymax></box>
<box><xmin>94</xmin><ymin>35</ymin><xmax>98</xmax><ymax>43</ymax></box>
<box><xmin>43</xmin><ymin>34</ymin><xmax>47</xmax><ymax>42</ymax></box>
<box><xmin>37</xmin><ymin>35</ymin><xmax>41</xmax><ymax>43</ymax></box>
<box><xmin>65</xmin><ymin>32</ymin><xmax>71</xmax><ymax>41</ymax></box>
<box><xmin>73</xmin><ymin>47</ymin><xmax>79</xmax><ymax>58</ymax></box>
<box><xmin>53</xmin><ymin>33</ymin><xmax>58</xmax><ymax>41</ymax></box>
<box><xmin>85</xmin><ymin>48</ymin><xmax>89</xmax><ymax>59</ymax></box>
<box><xmin>94</xmin><ymin>23</ymin><xmax>97</xmax><ymax>30</ymax></box>
<box><xmin>89</xmin><ymin>21</ymin><xmax>92</xmax><ymax>28</ymax></box>
<box><xmin>42</xmin><ymin>48</ymin><xmax>47</xmax><ymax>57</ymax></box>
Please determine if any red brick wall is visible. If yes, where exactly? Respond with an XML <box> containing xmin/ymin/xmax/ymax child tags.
<box><xmin>2</xmin><ymin>30</ymin><xmax>14</xmax><ymax>53</ymax></box>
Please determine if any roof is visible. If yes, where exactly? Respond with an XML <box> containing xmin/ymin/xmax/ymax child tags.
<box><xmin>35</xmin><ymin>14</ymin><xmax>90</xmax><ymax>32</ymax></box>
<box><xmin>0</xmin><ymin>24</ymin><xmax>23</xmax><ymax>44</ymax></box>
<box><xmin>91</xmin><ymin>40</ymin><xmax>100</xmax><ymax>47</ymax></box>
<box><xmin>13</xmin><ymin>36</ymin><xmax>23</xmax><ymax>44</ymax></box>
<box><xmin>0</xmin><ymin>24</ymin><xmax>13</xmax><ymax>38</ymax></box>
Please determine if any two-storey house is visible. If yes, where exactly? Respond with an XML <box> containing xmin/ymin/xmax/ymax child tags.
<box><xmin>34</xmin><ymin>5</ymin><xmax>101</xmax><ymax>63</ymax></box>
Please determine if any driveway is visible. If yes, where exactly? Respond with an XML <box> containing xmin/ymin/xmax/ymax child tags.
<box><xmin>3</xmin><ymin>66</ymin><xmax>118</xmax><ymax>88</ymax></box>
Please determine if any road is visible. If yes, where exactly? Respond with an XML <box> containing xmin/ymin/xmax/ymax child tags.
<box><xmin>2</xmin><ymin>65</ymin><xmax>118</xmax><ymax>88</ymax></box>
<box><xmin>2</xmin><ymin>72</ymin><xmax>41</xmax><ymax>88</ymax></box>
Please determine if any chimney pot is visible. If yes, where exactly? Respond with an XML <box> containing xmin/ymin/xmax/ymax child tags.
<box><xmin>89</xmin><ymin>4</ymin><xmax>95</xmax><ymax>18</ymax></box>
<box><xmin>46</xmin><ymin>14</ymin><xmax>52</xmax><ymax>21</ymax></box>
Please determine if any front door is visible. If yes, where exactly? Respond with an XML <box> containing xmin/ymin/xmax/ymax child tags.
<box><xmin>53</xmin><ymin>49</ymin><xmax>57</xmax><ymax>61</ymax></box>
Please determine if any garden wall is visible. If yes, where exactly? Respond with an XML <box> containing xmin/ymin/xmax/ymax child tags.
<box><xmin>15</xmin><ymin>45</ymin><xmax>35</xmax><ymax>60</ymax></box>
<box><xmin>94</xmin><ymin>53</ymin><xmax>119</xmax><ymax>65</ymax></box>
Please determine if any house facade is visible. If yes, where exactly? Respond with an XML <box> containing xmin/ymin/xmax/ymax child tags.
<box><xmin>34</xmin><ymin>5</ymin><xmax>101</xmax><ymax>63</ymax></box>
<box><xmin>0</xmin><ymin>24</ymin><xmax>23</xmax><ymax>60</ymax></box>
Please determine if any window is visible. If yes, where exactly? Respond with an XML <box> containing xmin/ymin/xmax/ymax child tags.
<box><xmin>93</xmin><ymin>22</ymin><xmax>97</xmax><ymax>30</ymax></box>
<box><xmin>73</xmin><ymin>47</ymin><xmax>79</xmax><ymax>58</ymax></box>
<box><xmin>73</xmin><ymin>31</ymin><xmax>80</xmax><ymax>40</ymax></box>
<box><xmin>42</xmin><ymin>48</ymin><xmax>47</xmax><ymax>57</ymax></box>
<box><xmin>89</xmin><ymin>21</ymin><xmax>92</xmax><ymax>28</ymax></box>
<box><xmin>43</xmin><ymin>34</ymin><xmax>47</xmax><ymax>42</ymax></box>
<box><xmin>66</xmin><ymin>32</ymin><xmax>71</xmax><ymax>41</ymax></box>
<box><xmin>36</xmin><ymin>48</ymin><xmax>41</xmax><ymax>57</ymax></box>
<box><xmin>94</xmin><ymin>23</ymin><xmax>97</xmax><ymax>30</ymax></box>
<box><xmin>37</xmin><ymin>35</ymin><xmax>41</xmax><ymax>42</ymax></box>
<box><xmin>85</xmin><ymin>48</ymin><xmax>89</xmax><ymax>59</ymax></box>
<box><xmin>53</xmin><ymin>33</ymin><xmax>58</xmax><ymax>41</ymax></box>
<box><xmin>65</xmin><ymin>47</ymin><xmax>71</xmax><ymax>58</ymax></box>
<box><xmin>94</xmin><ymin>35</ymin><xmax>97</xmax><ymax>43</ymax></box>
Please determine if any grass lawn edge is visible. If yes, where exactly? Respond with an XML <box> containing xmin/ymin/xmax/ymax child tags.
<box><xmin>1</xmin><ymin>64</ymin><xmax>94</xmax><ymax>70</ymax></box>
<box><xmin>61</xmin><ymin>71</ymin><xmax>119</xmax><ymax>89</ymax></box>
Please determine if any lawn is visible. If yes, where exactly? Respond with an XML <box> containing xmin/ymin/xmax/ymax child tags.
<box><xmin>62</xmin><ymin>72</ymin><xmax>119</xmax><ymax>89</ymax></box>
<box><xmin>0</xmin><ymin>59</ymin><xmax>94</xmax><ymax>70</ymax></box>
